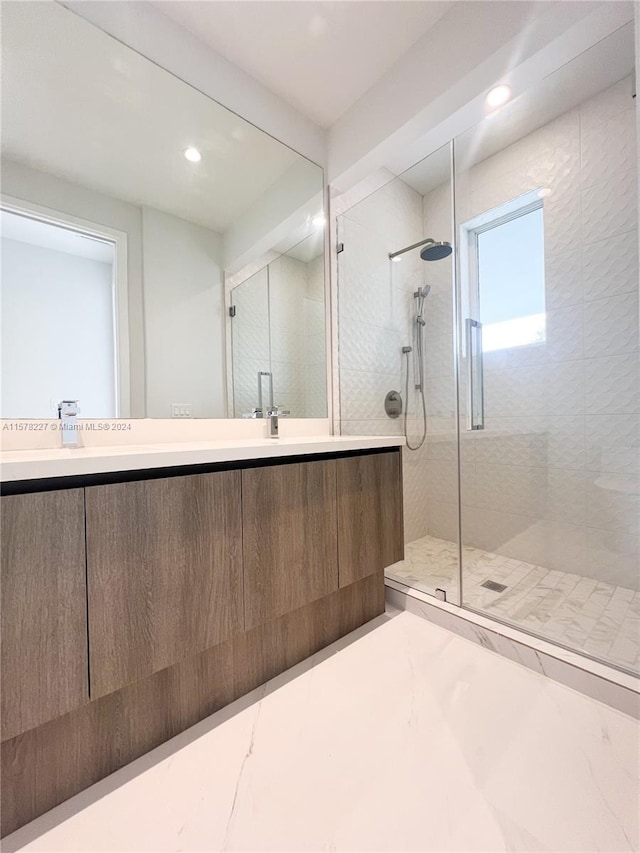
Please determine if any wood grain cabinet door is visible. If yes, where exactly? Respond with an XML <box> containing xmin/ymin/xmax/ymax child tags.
<box><xmin>86</xmin><ymin>471</ymin><xmax>243</xmax><ymax>698</ymax></box>
<box><xmin>1</xmin><ymin>489</ymin><xmax>88</xmax><ymax>741</ymax></box>
<box><xmin>337</xmin><ymin>450</ymin><xmax>404</xmax><ymax>586</ymax></box>
<box><xmin>242</xmin><ymin>460</ymin><xmax>339</xmax><ymax>629</ymax></box>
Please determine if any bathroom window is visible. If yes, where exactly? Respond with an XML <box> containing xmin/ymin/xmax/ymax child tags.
<box><xmin>462</xmin><ymin>194</ymin><xmax>545</xmax><ymax>352</ymax></box>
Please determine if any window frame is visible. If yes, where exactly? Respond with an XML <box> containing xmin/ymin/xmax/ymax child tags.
<box><xmin>459</xmin><ymin>189</ymin><xmax>545</xmax><ymax>355</ymax></box>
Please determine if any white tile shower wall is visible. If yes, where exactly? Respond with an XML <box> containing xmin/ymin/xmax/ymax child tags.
<box><xmin>232</xmin><ymin>255</ymin><xmax>327</xmax><ymax>418</ymax></box>
<box><xmin>304</xmin><ymin>254</ymin><xmax>328</xmax><ymax>418</ymax></box>
<box><xmin>231</xmin><ymin>267</ymin><xmax>270</xmax><ymax>417</ymax></box>
<box><xmin>337</xmin><ymin>176</ymin><xmax>448</xmax><ymax>543</ymax></box>
<box><xmin>424</xmin><ymin>76</ymin><xmax>638</xmax><ymax>590</ymax></box>
<box><xmin>422</xmin><ymin>179</ymin><xmax>459</xmax><ymax>556</ymax></box>
<box><xmin>269</xmin><ymin>255</ymin><xmax>307</xmax><ymax>417</ymax></box>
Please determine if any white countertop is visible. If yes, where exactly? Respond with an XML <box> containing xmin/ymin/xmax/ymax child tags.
<box><xmin>0</xmin><ymin>435</ymin><xmax>404</xmax><ymax>483</ymax></box>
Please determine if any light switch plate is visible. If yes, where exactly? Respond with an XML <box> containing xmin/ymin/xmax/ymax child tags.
<box><xmin>171</xmin><ymin>403</ymin><xmax>192</xmax><ymax>418</ymax></box>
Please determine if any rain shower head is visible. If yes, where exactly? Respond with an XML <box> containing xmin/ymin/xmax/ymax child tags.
<box><xmin>389</xmin><ymin>238</ymin><xmax>452</xmax><ymax>261</ymax></box>
<box><xmin>420</xmin><ymin>241</ymin><xmax>452</xmax><ymax>261</ymax></box>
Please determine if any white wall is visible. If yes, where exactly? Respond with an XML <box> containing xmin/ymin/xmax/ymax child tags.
<box><xmin>2</xmin><ymin>160</ymin><xmax>146</xmax><ymax>416</ymax></box>
<box><xmin>142</xmin><ymin>207</ymin><xmax>224</xmax><ymax>418</ymax></box>
<box><xmin>1</xmin><ymin>238</ymin><xmax>116</xmax><ymax>418</ymax></box>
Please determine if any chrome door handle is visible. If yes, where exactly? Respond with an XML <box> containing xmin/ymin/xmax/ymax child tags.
<box><xmin>466</xmin><ymin>318</ymin><xmax>484</xmax><ymax>431</ymax></box>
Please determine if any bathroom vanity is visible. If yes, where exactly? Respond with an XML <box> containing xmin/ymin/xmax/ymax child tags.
<box><xmin>0</xmin><ymin>437</ymin><xmax>403</xmax><ymax>836</ymax></box>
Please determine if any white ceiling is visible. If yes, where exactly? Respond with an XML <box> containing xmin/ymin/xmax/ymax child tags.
<box><xmin>400</xmin><ymin>21</ymin><xmax>636</xmax><ymax>196</ymax></box>
<box><xmin>1</xmin><ymin>2</ymin><xmax>318</xmax><ymax>234</ymax></box>
<box><xmin>1</xmin><ymin>211</ymin><xmax>115</xmax><ymax>263</ymax></box>
<box><xmin>154</xmin><ymin>1</ymin><xmax>451</xmax><ymax>128</ymax></box>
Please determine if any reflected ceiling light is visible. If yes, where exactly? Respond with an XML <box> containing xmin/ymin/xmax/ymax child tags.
<box><xmin>486</xmin><ymin>84</ymin><xmax>511</xmax><ymax>109</ymax></box>
<box><xmin>538</xmin><ymin>187</ymin><xmax>553</xmax><ymax>199</ymax></box>
<box><xmin>184</xmin><ymin>147</ymin><xmax>202</xmax><ymax>163</ymax></box>
<box><xmin>312</xmin><ymin>214</ymin><xmax>326</xmax><ymax>228</ymax></box>
<box><xmin>390</xmin><ymin>256</ymin><xmax>402</xmax><ymax>263</ymax></box>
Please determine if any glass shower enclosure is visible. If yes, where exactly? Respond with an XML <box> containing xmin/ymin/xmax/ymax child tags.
<box><xmin>337</xmin><ymin>25</ymin><xmax>639</xmax><ymax>676</ymax></box>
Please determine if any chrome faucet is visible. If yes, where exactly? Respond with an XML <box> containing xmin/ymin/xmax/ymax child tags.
<box><xmin>242</xmin><ymin>370</ymin><xmax>273</xmax><ymax>419</ymax></box>
<box><xmin>266</xmin><ymin>406</ymin><xmax>290</xmax><ymax>438</ymax></box>
<box><xmin>57</xmin><ymin>400</ymin><xmax>79</xmax><ymax>447</ymax></box>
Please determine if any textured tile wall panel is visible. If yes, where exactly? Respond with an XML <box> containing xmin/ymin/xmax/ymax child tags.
<box><xmin>585</xmin><ymin>414</ymin><xmax>640</xmax><ymax>476</ymax></box>
<box><xmin>582</xmin><ymin>172</ymin><xmax>638</xmax><ymax>244</ymax></box>
<box><xmin>583</xmin><ymin>292</ymin><xmax>639</xmax><ymax>358</ymax></box>
<box><xmin>545</xmin><ymin>250</ymin><xmax>583</xmax><ymax>309</ymax></box>
<box><xmin>584</xmin><ymin>354</ymin><xmax>640</xmax><ymax>415</ymax></box>
<box><xmin>586</xmin><ymin>474</ymin><xmax>639</xmax><ymax>536</ymax></box>
<box><xmin>580</xmin><ymin>77</ymin><xmax>634</xmax><ymax>131</ymax></box>
<box><xmin>583</xmin><ymin>229</ymin><xmax>639</xmax><ymax>302</ymax></box>
<box><xmin>340</xmin><ymin>322</ymin><xmax>403</xmax><ymax>375</ymax></box>
<box><xmin>581</xmin><ymin>109</ymin><xmax>637</xmax><ymax>190</ymax></box>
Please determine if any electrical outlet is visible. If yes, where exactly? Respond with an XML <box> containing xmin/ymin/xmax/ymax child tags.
<box><xmin>171</xmin><ymin>403</ymin><xmax>192</xmax><ymax>418</ymax></box>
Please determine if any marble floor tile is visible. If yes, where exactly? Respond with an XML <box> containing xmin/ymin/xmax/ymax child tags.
<box><xmin>4</xmin><ymin>612</ymin><xmax>639</xmax><ymax>853</ymax></box>
<box><xmin>387</xmin><ymin>534</ymin><xmax>640</xmax><ymax>673</ymax></box>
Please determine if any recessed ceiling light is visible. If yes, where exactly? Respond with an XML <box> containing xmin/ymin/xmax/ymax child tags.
<box><xmin>312</xmin><ymin>214</ymin><xmax>326</xmax><ymax>229</ymax></box>
<box><xmin>486</xmin><ymin>84</ymin><xmax>511</xmax><ymax>109</ymax></box>
<box><xmin>184</xmin><ymin>147</ymin><xmax>202</xmax><ymax>163</ymax></box>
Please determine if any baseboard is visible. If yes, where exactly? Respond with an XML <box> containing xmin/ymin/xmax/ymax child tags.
<box><xmin>386</xmin><ymin>581</ymin><xmax>640</xmax><ymax>719</ymax></box>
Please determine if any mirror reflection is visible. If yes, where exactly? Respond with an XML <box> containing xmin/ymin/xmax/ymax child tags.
<box><xmin>230</xmin><ymin>231</ymin><xmax>326</xmax><ymax>419</ymax></box>
<box><xmin>0</xmin><ymin>1</ymin><xmax>326</xmax><ymax>419</ymax></box>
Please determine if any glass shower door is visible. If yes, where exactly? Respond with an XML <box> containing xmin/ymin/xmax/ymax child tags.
<box><xmin>454</xmin><ymin>29</ymin><xmax>639</xmax><ymax>674</ymax></box>
<box><xmin>335</xmin><ymin>142</ymin><xmax>460</xmax><ymax>604</ymax></box>
<box><xmin>230</xmin><ymin>267</ymin><xmax>271</xmax><ymax>418</ymax></box>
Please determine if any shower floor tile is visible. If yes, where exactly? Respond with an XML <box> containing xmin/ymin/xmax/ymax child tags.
<box><xmin>387</xmin><ymin>534</ymin><xmax>640</xmax><ymax>674</ymax></box>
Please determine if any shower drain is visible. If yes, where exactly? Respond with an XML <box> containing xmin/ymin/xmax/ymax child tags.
<box><xmin>481</xmin><ymin>579</ymin><xmax>508</xmax><ymax>593</ymax></box>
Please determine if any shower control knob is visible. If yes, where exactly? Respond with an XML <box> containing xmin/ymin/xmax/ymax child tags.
<box><xmin>384</xmin><ymin>390</ymin><xmax>402</xmax><ymax>419</ymax></box>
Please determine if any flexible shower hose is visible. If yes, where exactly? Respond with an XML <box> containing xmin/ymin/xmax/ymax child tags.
<box><xmin>404</xmin><ymin>321</ymin><xmax>427</xmax><ymax>451</ymax></box>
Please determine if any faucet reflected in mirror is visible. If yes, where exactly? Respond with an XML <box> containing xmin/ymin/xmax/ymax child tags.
<box><xmin>243</xmin><ymin>372</ymin><xmax>290</xmax><ymax>437</ymax></box>
<box><xmin>243</xmin><ymin>371</ymin><xmax>273</xmax><ymax>418</ymax></box>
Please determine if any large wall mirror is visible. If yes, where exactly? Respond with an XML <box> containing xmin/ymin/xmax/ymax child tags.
<box><xmin>0</xmin><ymin>2</ymin><xmax>327</xmax><ymax>419</ymax></box>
